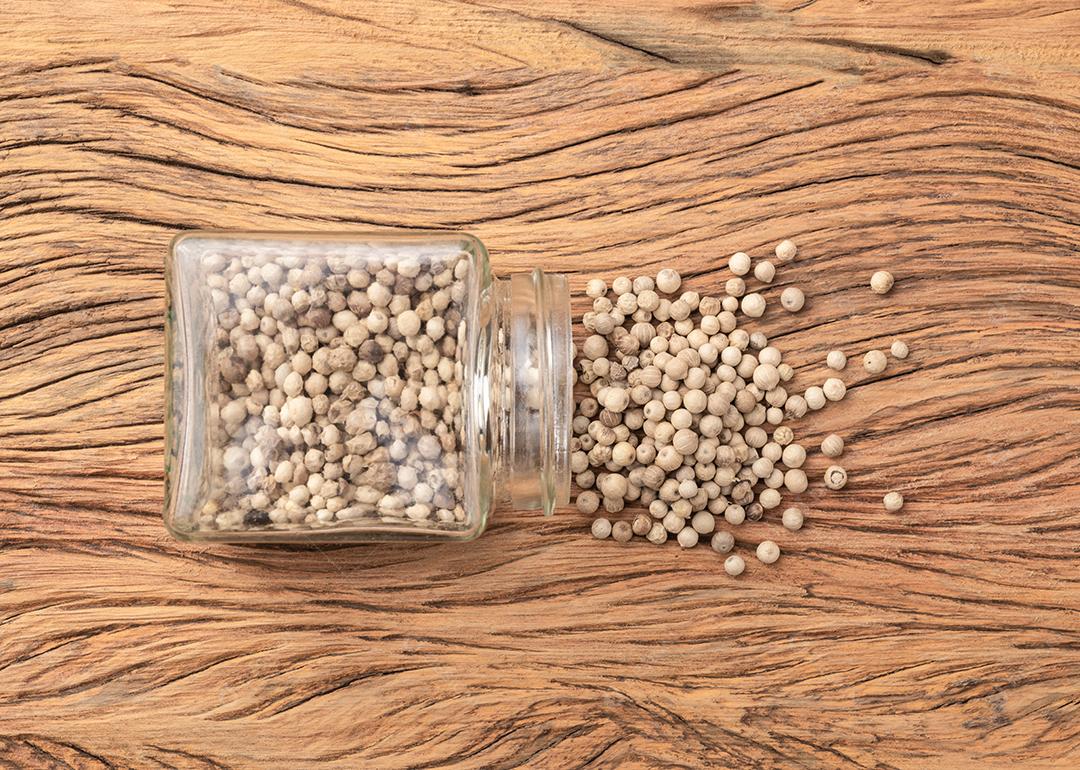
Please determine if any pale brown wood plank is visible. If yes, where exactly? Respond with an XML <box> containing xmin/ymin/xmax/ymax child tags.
<box><xmin>2</xmin><ymin>1</ymin><xmax>1079</xmax><ymax>767</ymax></box>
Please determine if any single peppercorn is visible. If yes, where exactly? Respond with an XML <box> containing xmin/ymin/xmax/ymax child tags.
<box><xmin>585</xmin><ymin>278</ymin><xmax>608</xmax><ymax>299</ymax></box>
<box><xmin>632</xmin><ymin>513</ymin><xmax>652</xmax><ymax>536</ymax></box>
<box><xmin>780</xmin><ymin>287</ymin><xmax>805</xmax><ymax>312</ymax></box>
<box><xmin>820</xmin><ymin>434</ymin><xmax>844</xmax><ymax>458</ymax></box>
<box><xmin>677</xmin><ymin>527</ymin><xmax>699</xmax><ymax>548</ymax></box>
<box><xmin>711</xmin><ymin>531</ymin><xmax>735</xmax><ymax>553</ymax></box>
<box><xmin>754</xmin><ymin>260</ymin><xmax>776</xmax><ymax>283</ymax></box>
<box><xmin>781</xmin><ymin>507</ymin><xmax>804</xmax><ymax>531</ymax></box>
<box><xmin>863</xmin><ymin>350</ymin><xmax>887</xmax><ymax>374</ymax></box>
<box><xmin>577</xmin><ymin>491</ymin><xmax>600</xmax><ymax>514</ymax></box>
<box><xmin>891</xmin><ymin>339</ymin><xmax>909</xmax><ymax>359</ymax></box>
<box><xmin>647</xmin><ymin>521</ymin><xmax>668</xmax><ymax>545</ymax></box>
<box><xmin>756</xmin><ymin>540</ymin><xmax>780</xmax><ymax>564</ymax></box>
<box><xmin>725</xmin><ymin>277</ymin><xmax>747</xmax><ymax>298</ymax></box>
<box><xmin>822</xmin><ymin>377</ymin><xmax>846</xmax><ymax>402</ymax></box>
<box><xmin>775</xmin><ymin>239</ymin><xmax>797</xmax><ymax>260</ymax></box>
<box><xmin>741</xmin><ymin>293</ymin><xmax>766</xmax><ymax>318</ymax></box>
<box><xmin>591</xmin><ymin>518</ymin><xmax>612</xmax><ymax>539</ymax></box>
<box><xmin>729</xmin><ymin>252</ymin><xmax>751</xmax><ymax>276</ymax></box>
<box><xmin>826</xmin><ymin>350</ymin><xmax>846</xmax><ymax>370</ymax></box>
<box><xmin>884</xmin><ymin>492</ymin><xmax>904</xmax><ymax>512</ymax></box>
<box><xmin>805</xmin><ymin>386</ymin><xmax>826</xmax><ymax>410</ymax></box>
<box><xmin>724</xmin><ymin>554</ymin><xmax>746</xmax><ymax>576</ymax></box>
<box><xmin>691</xmin><ymin>511</ymin><xmax>715</xmax><ymax>534</ymax></box>
<box><xmin>656</xmin><ymin>268</ymin><xmax>682</xmax><ymax>294</ymax></box>
<box><xmin>870</xmin><ymin>271</ymin><xmax>894</xmax><ymax>294</ymax></box>
<box><xmin>824</xmin><ymin>465</ymin><xmax>848</xmax><ymax>490</ymax></box>
<box><xmin>612</xmin><ymin>520</ymin><xmax>633</xmax><ymax>542</ymax></box>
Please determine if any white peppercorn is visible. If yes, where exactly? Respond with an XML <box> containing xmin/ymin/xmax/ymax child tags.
<box><xmin>824</xmin><ymin>465</ymin><xmax>848</xmax><ymax>490</ymax></box>
<box><xmin>612</xmin><ymin>520</ymin><xmax>633</xmax><ymax>543</ymax></box>
<box><xmin>663</xmin><ymin>511</ymin><xmax>685</xmax><ymax>533</ymax></box>
<box><xmin>775</xmin><ymin>239</ymin><xmax>797</xmax><ymax>260</ymax></box>
<box><xmin>870</xmin><ymin>270</ymin><xmax>894</xmax><ymax>294</ymax></box>
<box><xmin>781</xmin><ymin>443</ymin><xmax>806</xmax><ymax>468</ymax></box>
<box><xmin>691</xmin><ymin>511</ymin><xmax>715</xmax><ymax>534</ymax></box>
<box><xmin>884</xmin><ymin>492</ymin><xmax>904</xmax><ymax>512</ymax></box>
<box><xmin>755</xmin><ymin>540</ymin><xmax>780</xmax><ymax>564</ymax></box>
<box><xmin>656</xmin><ymin>268</ymin><xmax>681</xmax><ymax>294</ymax></box>
<box><xmin>759</xmin><ymin>488</ymin><xmax>781</xmax><ymax>510</ymax></box>
<box><xmin>578</xmin><ymin>490</ymin><xmax>604</xmax><ymax>514</ymax></box>
<box><xmin>740</xmin><ymin>293</ymin><xmax>766</xmax><ymax>318</ymax></box>
<box><xmin>820</xmin><ymin>434</ymin><xmax>844</xmax><ymax>458</ymax></box>
<box><xmin>591</xmin><ymin>518</ymin><xmax>612</xmax><ymax>539</ymax></box>
<box><xmin>891</xmin><ymin>339</ymin><xmax>909</xmax><ymax>359</ymax></box>
<box><xmin>826</xmin><ymin>350</ymin><xmax>846</xmax><ymax>370</ymax></box>
<box><xmin>822</xmin><ymin>377</ymin><xmax>846</xmax><ymax>402</ymax></box>
<box><xmin>677</xmin><ymin>527</ymin><xmax>699</xmax><ymax>548</ymax></box>
<box><xmin>783</xmin><ymin>469</ymin><xmax>808</xmax><ymax>494</ymax></box>
<box><xmin>753</xmin><ymin>260</ymin><xmax>775</xmax><ymax>283</ymax></box>
<box><xmin>781</xmin><ymin>507</ymin><xmax>804</xmax><ymax>531</ymax></box>
<box><xmin>805</xmin><ymin>387</ymin><xmax>826</xmax><ymax>411</ymax></box>
<box><xmin>585</xmin><ymin>278</ymin><xmax>607</xmax><ymax>298</ymax></box>
<box><xmin>863</xmin><ymin>350</ymin><xmax>887</xmax><ymax>374</ymax></box>
<box><xmin>711</xmin><ymin>531</ymin><xmax>734</xmax><ymax>553</ymax></box>
<box><xmin>780</xmin><ymin>286</ymin><xmax>805</xmax><ymax>312</ymax></box>
<box><xmin>647</xmin><ymin>522</ymin><xmax>668</xmax><ymax>544</ymax></box>
<box><xmin>728</xmin><ymin>252</ymin><xmax>751</xmax><ymax>276</ymax></box>
<box><xmin>724</xmin><ymin>554</ymin><xmax>745</xmax><ymax>576</ymax></box>
<box><xmin>753</xmin><ymin>363</ymin><xmax>780</xmax><ymax>391</ymax></box>
<box><xmin>758</xmin><ymin>346</ymin><xmax>781</xmax><ymax>367</ymax></box>
<box><xmin>725</xmin><ymin>277</ymin><xmax>746</xmax><ymax>298</ymax></box>
<box><xmin>632</xmin><ymin>513</ymin><xmax>652</xmax><ymax>536</ymax></box>
<box><xmin>724</xmin><ymin>504</ymin><xmax>746</xmax><ymax>526</ymax></box>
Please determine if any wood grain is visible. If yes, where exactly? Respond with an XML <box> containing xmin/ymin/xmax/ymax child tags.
<box><xmin>2</xmin><ymin>1</ymin><xmax>1079</xmax><ymax>767</ymax></box>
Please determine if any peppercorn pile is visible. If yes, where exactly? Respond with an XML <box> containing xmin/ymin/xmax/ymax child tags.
<box><xmin>197</xmin><ymin>247</ymin><xmax>470</xmax><ymax>533</ymax></box>
<box><xmin>574</xmin><ymin>241</ymin><xmax>907</xmax><ymax>575</ymax></box>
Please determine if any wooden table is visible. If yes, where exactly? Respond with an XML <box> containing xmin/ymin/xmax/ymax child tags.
<box><xmin>2</xmin><ymin>2</ymin><xmax>1079</xmax><ymax>767</ymax></box>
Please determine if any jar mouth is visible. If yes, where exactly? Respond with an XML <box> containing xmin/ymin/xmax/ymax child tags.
<box><xmin>488</xmin><ymin>269</ymin><xmax>572</xmax><ymax>516</ymax></box>
<box><xmin>531</xmin><ymin>268</ymin><xmax>572</xmax><ymax>515</ymax></box>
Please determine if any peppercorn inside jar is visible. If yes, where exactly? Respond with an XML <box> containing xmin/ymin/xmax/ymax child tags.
<box><xmin>165</xmin><ymin>232</ymin><xmax>572</xmax><ymax>542</ymax></box>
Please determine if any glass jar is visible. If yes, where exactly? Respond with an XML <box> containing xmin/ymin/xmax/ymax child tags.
<box><xmin>165</xmin><ymin>232</ymin><xmax>572</xmax><ymax>542</ymax></box>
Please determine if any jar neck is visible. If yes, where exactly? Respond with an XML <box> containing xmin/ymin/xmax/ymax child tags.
<box><xmin>489</xmin><ymin>269</ymin><xmax>572</xmax><ymax>515</ymax></box>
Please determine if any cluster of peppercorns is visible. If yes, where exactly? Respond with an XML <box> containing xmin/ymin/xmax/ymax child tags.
<box><xmin>198</xmin><ymin>247</ymin><xmax>470</xmax><ymax>533</ymax></box>
<box><xmin>575</xmin><ymin>242</ymin><xmax>908</xmax><ymax>575</ymax></box>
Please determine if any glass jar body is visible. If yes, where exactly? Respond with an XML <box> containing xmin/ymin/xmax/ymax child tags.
<box><xmin>165</xmin><ymin>232</ymin><xmax>570</xmax><ymax>543</ymax></box>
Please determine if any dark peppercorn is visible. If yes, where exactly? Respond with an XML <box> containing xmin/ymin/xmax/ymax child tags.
<box><xmin>243</xmin><ymin>510</ymin><xmax>270</xmax><ymax>527</ymax></box>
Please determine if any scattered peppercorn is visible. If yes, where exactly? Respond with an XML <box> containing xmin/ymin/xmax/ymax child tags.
<box><xmin>711</xmin><ymin>531</ymin><xmax>734</xmax><ymax>553</ymax></box>
<box><xmin>863</xmin><ymin>350</ymin><xmax>888</xmax><ymax>374</ymax></box>
<box><xmin>824</xmin><ymin>465</ymin><xmax>848</xmax><ymax>490</ymax></box>
<box><xmin>591</xmin><ymin>518</ymin><xmax>612</xmax><ymax>539</ymax></box>
<box><xmin>755</xmin><ymin>540</ymin><xmax>780</xmax><ymax>564</ymax></box>
<box><xmin>729</xmin><ymin>252</ymin><xmax>751</xmax><ymax>276</ymax></box>
<box><xmin>883</xmin><ymin>492</ymin><xmax>904</xmax><ymax>512</ymax></box>
<box><xmin>612</xmin><ymin>520</ymin><xmax>634</xmax><ymax>542</ymax></box>
<box><xmin>754</xmin><ymin>261</ymin><xmax>776</xmax><ymax>283</ymax></box>
<box><xmin>781</xmin><ymin>507</ymin><xmax>804</xmax><ymax>531</ymax></box>
<box><xmin>870</xmin><ymin>271</ymin><xmax>894</xmax><ymax>294</ymax></box>
<box><xmin>891</xmin><ymin>339</ymin><xmax>909</xmax><ymax>359</ymax></box>
<box><xmin>780</xmin><ymin>287</ymin><xmax>805</xmax><ymax>312</ymax></box>
<box><xmin>572</xmin><ymin>240</ymin><xmax>884</xmax><ymax>571</ymax></box>
<box><xmin>820</xmin><ymin>434</ymin><xmax>844</xmax><ymax>458</ymax></box>
<box><xmin>775</xmin><ymin>240</ymin><xmax>797</xmax><ymax>260</ymax></box>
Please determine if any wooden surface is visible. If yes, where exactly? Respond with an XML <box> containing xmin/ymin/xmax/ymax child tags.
<box><xmin>2</xmin><ymin>1</ymin><xmax>1080</xmax><ymax>767</ymax></box>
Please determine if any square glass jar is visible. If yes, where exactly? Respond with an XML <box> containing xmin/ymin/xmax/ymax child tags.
<box><xmin>165</xmin><ymin>232</ymin><xmax>571</xmax><ymax>543</ymax></box>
